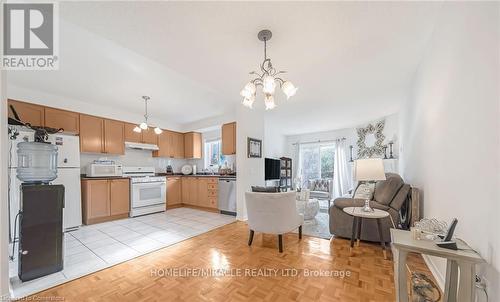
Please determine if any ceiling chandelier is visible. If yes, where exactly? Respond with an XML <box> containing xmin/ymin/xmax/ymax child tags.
<box><xmin>133</xmin><ymin>96</ymin><xmax>162</xmax><ymax>135</ymax></box>
<box><xmin>240</xmin><ymin>29</ymin><xmax>298</xmax><ymax>110</ymax></box>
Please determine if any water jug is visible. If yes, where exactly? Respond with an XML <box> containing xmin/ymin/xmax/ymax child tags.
<box><xmin>17</xmin><ymin>142</ymin><xmax>58</xmax><ymax>182</ymax></box>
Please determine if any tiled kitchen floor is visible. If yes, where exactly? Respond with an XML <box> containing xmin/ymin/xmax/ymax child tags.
<box><xmin>9</xmin><ymin>208</ymin><xmax>236</xmax><ymax>298</ymax></box>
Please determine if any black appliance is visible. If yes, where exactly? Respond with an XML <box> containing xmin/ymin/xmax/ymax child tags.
<box><xmin>265</xmin><ymin>158</ymin><xmax>281</xmax><ymax>180</ymax></box>
<box><xmin>18</xmin><ymin>184</ymin><xmax>64</xmax><ymax>282</ymax></box>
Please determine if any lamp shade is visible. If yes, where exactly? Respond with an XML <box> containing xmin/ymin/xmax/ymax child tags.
<box><xmin>354</xmin><ymin>158</ymin><xmax>386</xmax><ymax>181</ymax></box>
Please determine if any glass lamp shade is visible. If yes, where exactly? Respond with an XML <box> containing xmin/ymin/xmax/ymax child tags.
<box><xmin>139</xmin><ymin>122</ymin><xmax>148</xmax><ymax>130</ymax></box>
<box><xmin>133</xmin><ymin>126</ymin><xmax>142</xmax><ymax>133</ymax></box>
<box><xmin>154</xmin><ymin>127</ymin><xmax>163</xmax><ymax>134</ymax></box>
<box><xmin>262</xmin><ymin>76</ymin><xmax>276</xmax><ymax>94</ymax></box>
<box><xmin>282</xmin><ymin>81</ymin><xmax>298</xmax><ymax>99</ymax></box>
<box><xmin>264</xmin><ymin>94</ymin><xmax>276</xmax><ymax>110</ymax></box>
<box><xmin>242</xmin><ymin>95</ymin><xmax>255</xmax><ymax>108</ymax></box>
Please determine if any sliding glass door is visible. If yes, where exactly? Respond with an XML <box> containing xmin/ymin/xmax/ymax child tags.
<box><xmin>298</xmin><ymin>143</ymin><xmax>335</xmax><ymax>188</ymax></box>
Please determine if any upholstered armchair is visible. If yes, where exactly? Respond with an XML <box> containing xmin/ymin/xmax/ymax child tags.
<box><xmin>245</xmin><ymin>192</ymin><xmax>304</xmax><ymax>252</ymax></box>
<box><xmin>308</xmin><ymin>179</ymin><xmax>332</xmax><ymax>200</ymax></box>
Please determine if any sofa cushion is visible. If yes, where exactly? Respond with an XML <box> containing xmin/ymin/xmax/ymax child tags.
<box><xmin>251</xmin><ymin>186</ymin><xmax>279</xmax><ymax>193</ymax></box>
<box><xmin>390</xmin><ymin>184</ymin><xmax>410</xmax><ymax>210</ymax></box>
<box><xmin>333</xmin><ymin>198</ymin><xmax>390</xmax><ymax>211</ymax></box>
<box><xmin>374</xmin><ymin>173</ymin><xmax>404</xmax><ymax>205</ymax></box>
<box><xmin>353</xmin><ymin>182</ymin><xmax>375</xmax><ymax>200</ymax></box>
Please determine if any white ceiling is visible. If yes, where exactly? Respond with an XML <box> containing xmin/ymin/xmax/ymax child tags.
<box><xmin>6</xmin><ymin>1</ymin><xmax>441</xmax><ymax>134</ymax></box>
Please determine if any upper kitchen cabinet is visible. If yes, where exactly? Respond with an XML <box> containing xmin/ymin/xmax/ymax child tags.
<box><xmin>124</xmin><ymin>123</ymin><xmax>142</xmax><ymax>143</ymax></box>
<box><xmin>142</xmin><ymin>127</ymin><xmax>158</xmax><ymax>145</ymax></box>
<box><xmin>173</xmin><ymin>132</ymin><xmax>185</xmax><ymax>158</ymax></box>
<box><xmin>79</xmin><ymin>114</ymin><xmax>104</xmax><ymax>153</ymax></box>
<box><xmin>44</xmin><ymin>107</ymin><xmax>80</xmax><ymax>134</ymax></box>
<box><xmin>103</xmin><ymin>119</ymin><xmax>125</xmax><ymax>155</ymax></box>
<box><xmin>222</xmin><ymin>122</ymin><xmax>236</xmax><ymax>155</ymax></box>
<box><xmin>8</xmin><ymin>99</ymin><xmax>45</xmax><ymax>127</ymax></box>
<box><xmin>184</xmin><ymin>132</ymin><xmax>202</xmax><ymax>159</ymax></box>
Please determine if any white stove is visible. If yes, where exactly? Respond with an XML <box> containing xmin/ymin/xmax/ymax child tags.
<box><xmin>123</xmin><ymin>167</ymin><xmax>166</xmax><ymax>217</ymax></box>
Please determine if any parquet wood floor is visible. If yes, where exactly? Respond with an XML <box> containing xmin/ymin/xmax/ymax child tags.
<box><xmin>31</xmin><ymin>221</ymin><xmax>438</xmax><ymax>302</ymax></box>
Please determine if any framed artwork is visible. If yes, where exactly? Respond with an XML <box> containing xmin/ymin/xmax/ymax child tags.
<box><xmin>356</xmin><ymin>120</ymin><xmax>386</xmax><ymax>158</ymax></box>
<box><xmin>247</xmin><ymin>137</ymin><xmax>262</xmax><ymax>158</ymax></box>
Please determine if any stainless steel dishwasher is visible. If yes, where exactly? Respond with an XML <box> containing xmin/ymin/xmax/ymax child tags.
<box><xmin>218</xmin><ymin>177</ymin><xmax>236</xmax><ymax>216</ymax></box>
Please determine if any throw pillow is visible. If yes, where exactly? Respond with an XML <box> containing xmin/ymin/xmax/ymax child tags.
<box><xmin>251</xmin><ymin>186</ymin><xmax>279</xmax><ymax>193</ymax></box>
<box><xmin>353</xmin><ymin>182</ymin><xmax>375</xmax><ymax>200</ymax></box>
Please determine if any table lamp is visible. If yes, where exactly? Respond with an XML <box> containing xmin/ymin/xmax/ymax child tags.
<box><xmin>354</xmin><ymin>158</ymin><xmax>386</xmax><ymax>212</ymax></box>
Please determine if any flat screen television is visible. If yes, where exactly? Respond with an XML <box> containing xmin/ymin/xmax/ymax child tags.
<box><xmin>265</xmin><ymin>158</ymin><xmax>281</xmax><ymax>180</ymax></box>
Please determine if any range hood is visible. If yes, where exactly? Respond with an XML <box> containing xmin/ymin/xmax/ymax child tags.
<box><xmin>125</xmin><ymin>141</ymin><xmax>159</xmax><ymax>151</ymax></box>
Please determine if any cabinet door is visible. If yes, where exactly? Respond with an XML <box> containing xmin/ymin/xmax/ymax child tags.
<box><xmin>197</xmin><ymin>178</ymin><xmax>209</xmax><ymax>207</ymax></box>
<box><xmin>44</xmin><ymin>107</ymin><xmax>80</xmax><ymax>134</ymax></box>
<box><xmin>190</xmin><ymin>178</ymin><xmax>199</xmax><ymax>206</ymax></box>
<box><xmin>104</xmin><ymin>119</ymin><xmax>125</xmax><ymax>155</ymax></box>
<box><xmin>110</xmin><ymin>179</ymin><xmax>130</xmax><ymax>216</ymax></box>
<box><xmin>167</xmin><ymin>177</ymin><xmax>181</xmax><ymax>206</ymax></box>
<box><xmin>153</xmin><ymin>130</ymin><xmax>168</xmax><ymax>157</ymax></box>
<box><xmin>8</xmin><ymin>99</ymin><xmax>45</xmax><ymax>127</ymax></box>
<box><xmin>222</xmin><ymin>122</ymin><xmax>236</xmax><ymax>155</ymax></box>
<box><xmin>174</xmin><ymin>132</ymin><xmax>185</xmax><ymax>159</ymax></box>
<box><xmin>181</xmin><ymin>177</ymin><xmax>190</xmax><ymax>204</ymax></box>
<box><xmin>124</xmin><ymin>123</ymin><xmax>142</xmax><ymax>143</ymax></box>
<box><xmin>83</xmin><ymin>180</ymin><xmax>110</xmax><ymax>221</ymax></box>
<box><xmin>142</xmin><ymin>127</ymin><xmax>158</xmax><ymax>144</ymax></box>
<box><xmin>184</xmin><ymin>132</ymin><xmax>202</xmax><ymax>159</ymax></box>
<box><xmin>79</xmin><ymin>114</ymin><xmax>104</xmax><ymax>153</ymax></box>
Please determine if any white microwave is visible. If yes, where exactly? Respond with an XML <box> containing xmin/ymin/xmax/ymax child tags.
<box><xmin>86</xmin><ymin>164</ymin><xmax>123</xmax><ymax>177</ymax></box>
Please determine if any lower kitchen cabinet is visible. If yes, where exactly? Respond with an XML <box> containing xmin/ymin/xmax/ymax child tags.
<box><xmin>81</xmin><ymin>178</ymin><xmax>130</xmax><ymax>224</ymax></box>
<box><xmin>167</xmin><ymin>177</ymin><xmax>182</xmax><ymax>208</ymax></box>
<box><xmin>180</xmin><ymin>177</ymin><xmax>218</xmax><ymax>209</ymax></box>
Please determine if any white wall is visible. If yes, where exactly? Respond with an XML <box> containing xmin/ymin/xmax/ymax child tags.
<box><xmin>1</xmin><ymin>74</ymin><xmax>10</xmax><ymax>296</ymax></box>
<box><xmin>235</xmin><ymin>106</ymin><xmax>265</xmax><ymax>220</ymax></box>
<box><xmin>399</xmin><ymin>2</ymin><xmax>499</xmax><ymax>299</ymax></box>
<box><xmin>263</xmin><ymin>117</ymin><xmax>286</xmax><ymax>159</ymax></box>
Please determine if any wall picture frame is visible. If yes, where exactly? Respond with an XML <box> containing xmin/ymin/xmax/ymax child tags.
<box><xmin>247</xmin><ymin>137</ymin><xmax>262</xmax><ymax>158</ymax></box>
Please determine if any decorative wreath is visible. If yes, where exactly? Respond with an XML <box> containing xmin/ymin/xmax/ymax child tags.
<box><xmin>356</xmin><ymin>120</ymin><xmax>386</xmax><ymax>158</ymax></box>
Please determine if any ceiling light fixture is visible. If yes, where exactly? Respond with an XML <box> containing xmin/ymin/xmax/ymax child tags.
<box><xmin>136</xmin><ymin>96</ymin><xmax>162</xmax><ymax>135</ymax></box>
<box><xmin>240</xmin><ymin>29</ymin><xmax>297</xmax><ymax>110</ymax></box>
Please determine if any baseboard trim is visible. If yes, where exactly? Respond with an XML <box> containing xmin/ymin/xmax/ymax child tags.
<box><xmin>422</xmin><ymin>254</ymin><xmax>445</xmax><ymax>291</ymax></box>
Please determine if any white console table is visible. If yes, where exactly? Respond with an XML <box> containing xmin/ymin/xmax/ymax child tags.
<box><xmin>390</xmin><ymin>229</ymin><xmax>484</xmax><ymax>302</ymax></box>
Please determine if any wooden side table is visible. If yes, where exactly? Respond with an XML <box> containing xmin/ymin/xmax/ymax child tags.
<box><xmin>391</xmin><ymin>229</ymin><xmax>484</xmax><ymax>302</ymax></box>
<box><xmin>343</xmin><ymin>206</ymin><xmax>390</xmax><ymax>259</ymax></box>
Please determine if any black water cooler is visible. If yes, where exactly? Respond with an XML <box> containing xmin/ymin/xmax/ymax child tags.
<box><xmin>18</xmin><ymin>184</ymin><xmax>64</xmax><ymax>282</ymax></box>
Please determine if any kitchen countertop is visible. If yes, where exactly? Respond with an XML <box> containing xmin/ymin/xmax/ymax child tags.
<box><xmin>157</xmin><ymin>173</ymin><xmax>236</xmax><ymax>178</ymax></box>
<box><xmin>80</xmin><ymin>175</ymin><xmax>131</xmax><ymax>180</ymax></box>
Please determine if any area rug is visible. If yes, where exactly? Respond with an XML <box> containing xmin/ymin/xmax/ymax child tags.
<box><xmin>294</xmin><ymin>211</ymin><xmax>332</xmax><ymax>240</ymax></box>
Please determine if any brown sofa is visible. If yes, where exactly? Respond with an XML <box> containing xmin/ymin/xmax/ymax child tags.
<box><xmin>329</xmin><ymin>173</ymin><xmax>411</xmax><ymax>243</ymax></box>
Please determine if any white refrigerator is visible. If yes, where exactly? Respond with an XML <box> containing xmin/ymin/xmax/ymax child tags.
<box><xmin>8</xmin><ymin>129</ymin><xmax>82</xmax><ymax>242</ymax></box>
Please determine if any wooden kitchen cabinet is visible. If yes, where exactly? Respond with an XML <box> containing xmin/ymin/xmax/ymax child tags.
<box><xmin>222</xmin><ymin>122</ymin><xmax>236</xmax><ymax>155</ymax></box>
<box><xmin>184</xmin><ymin>132</ymin><xmax>202</xmax><ymax>159</ymax></box>
<box><xmin>142</xmin><ymin>127</ymin><xmax>158</xmax><ymax>145</ymax></box>
<box><xmin>167</xmin><ymin>177</ymin><xmax>182</xmax><ymax>208</ymax></box>
<box><xmin>8</xmin><ymin>99</ymin><xmax>45</xmax><ymax>127</ymax></box>
<box><xmin>124</xmin><ymin>122</ymin><xmax>142</xmax><ymax>143</ymax></box>
<box><xmin>174</xmin><ymin>132</ymin><xmax>185</xmax><ymax>158</ymax></box>
<box><xmin>181</xmin><ymin>177</ymin><xmax>199</xmax><ymax>205</ymax></box>
<box><xmin>104</xmin><ymin>119</ymin><xmax>125</xmax><ymax>155</ymax></box>
<box><xmin>110</xmin><ymin>179</ymin><xmax>130</xmax><ymax>215</ymax></box>
<box><xmin>81</xmin><ymin>178</ymin><xmax>130</xmax><ymax>225</ymax></box>
<box><xmin>44</xmin><ymin>107</ymin><xmax>80</xmax><ymax>134</ymax></box>
<box><xmin>155</xmin><ymin>130</ymin><xmax>186</xmax><ymax>159</ymax></box>
<box><xmin>81</xmin><ymin>179</ymin><xmax>110</xmax><ymax>223</ymax></box>
<box><xmin>197</xmin><ymin>178</ymin><xmax>209</xmax><ymax>207</ymax></box>
<box><xmin>79</xmin><ymin>114</ymin><xmax>104</xmax><ymax>153</ymax></box>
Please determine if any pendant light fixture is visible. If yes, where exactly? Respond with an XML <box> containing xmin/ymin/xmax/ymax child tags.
<box><xmin>134</xmin><ymin>96</ymin><xmax>162</xmax><ymax>135</ymax></box>
<box><xmin>240</xmin><ymin>29</ymin><xmax>298</xmax><ymax>110</ymax></box>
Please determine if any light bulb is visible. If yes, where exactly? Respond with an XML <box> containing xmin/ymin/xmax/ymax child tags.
<box><xmin>264</xmin><ymin>94</ymin><xmax>276</xmax><ymax>110</ymax></box>
<box><xmin>242</xmin><ymin>95</ymin><xmax>255</xmax><ymax>109</ymax></box>
<box><xmin>262</xmin><ymin>75</ymin><xmax>276</xmax><ymax>94</ymax></box>
<box><xmin>139</xmin><ymin>122</ymin><xmax>148</xmax><ymax>130</ymax></box>
<box><xmin>240</xmin><ymin>88</ymin><xmax>252</xmax><ymax>99</ymax></box>
<box><xmin>244</xmin><ymin>82</ymin><xmax>256</xmax><ymax>94</ymax></box>
<box><xmin>282</xmin><ymin>81</ymin><xmax>298</xmax><ymax>99</ymax></box>
<box><xmin>154</xmin><ymin>127</ymin><xmax>162</xmax><ymax>134</ymax></box>
<box><xmin>133</xmin><ymin>126</ymin><xmax>142</xmax><ymax>133</ymax></box>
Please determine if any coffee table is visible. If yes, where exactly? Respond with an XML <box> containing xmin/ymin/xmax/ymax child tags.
<box><xmin>343</xmin><ymin>206</ymin><xmax>390</xmax><ymax>259</ymax></box>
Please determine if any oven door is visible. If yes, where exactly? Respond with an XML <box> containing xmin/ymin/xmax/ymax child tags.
<box><xmin>131</xmin><ymin>181</ymin><xmax>166</xmax><ymax>208</ymax></box>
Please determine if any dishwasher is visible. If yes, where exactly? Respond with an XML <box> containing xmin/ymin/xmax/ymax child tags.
<box><xmin>218</xmin><ymin>177</ymin><xmax>236</xmax><ymax>216</ymax></box>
